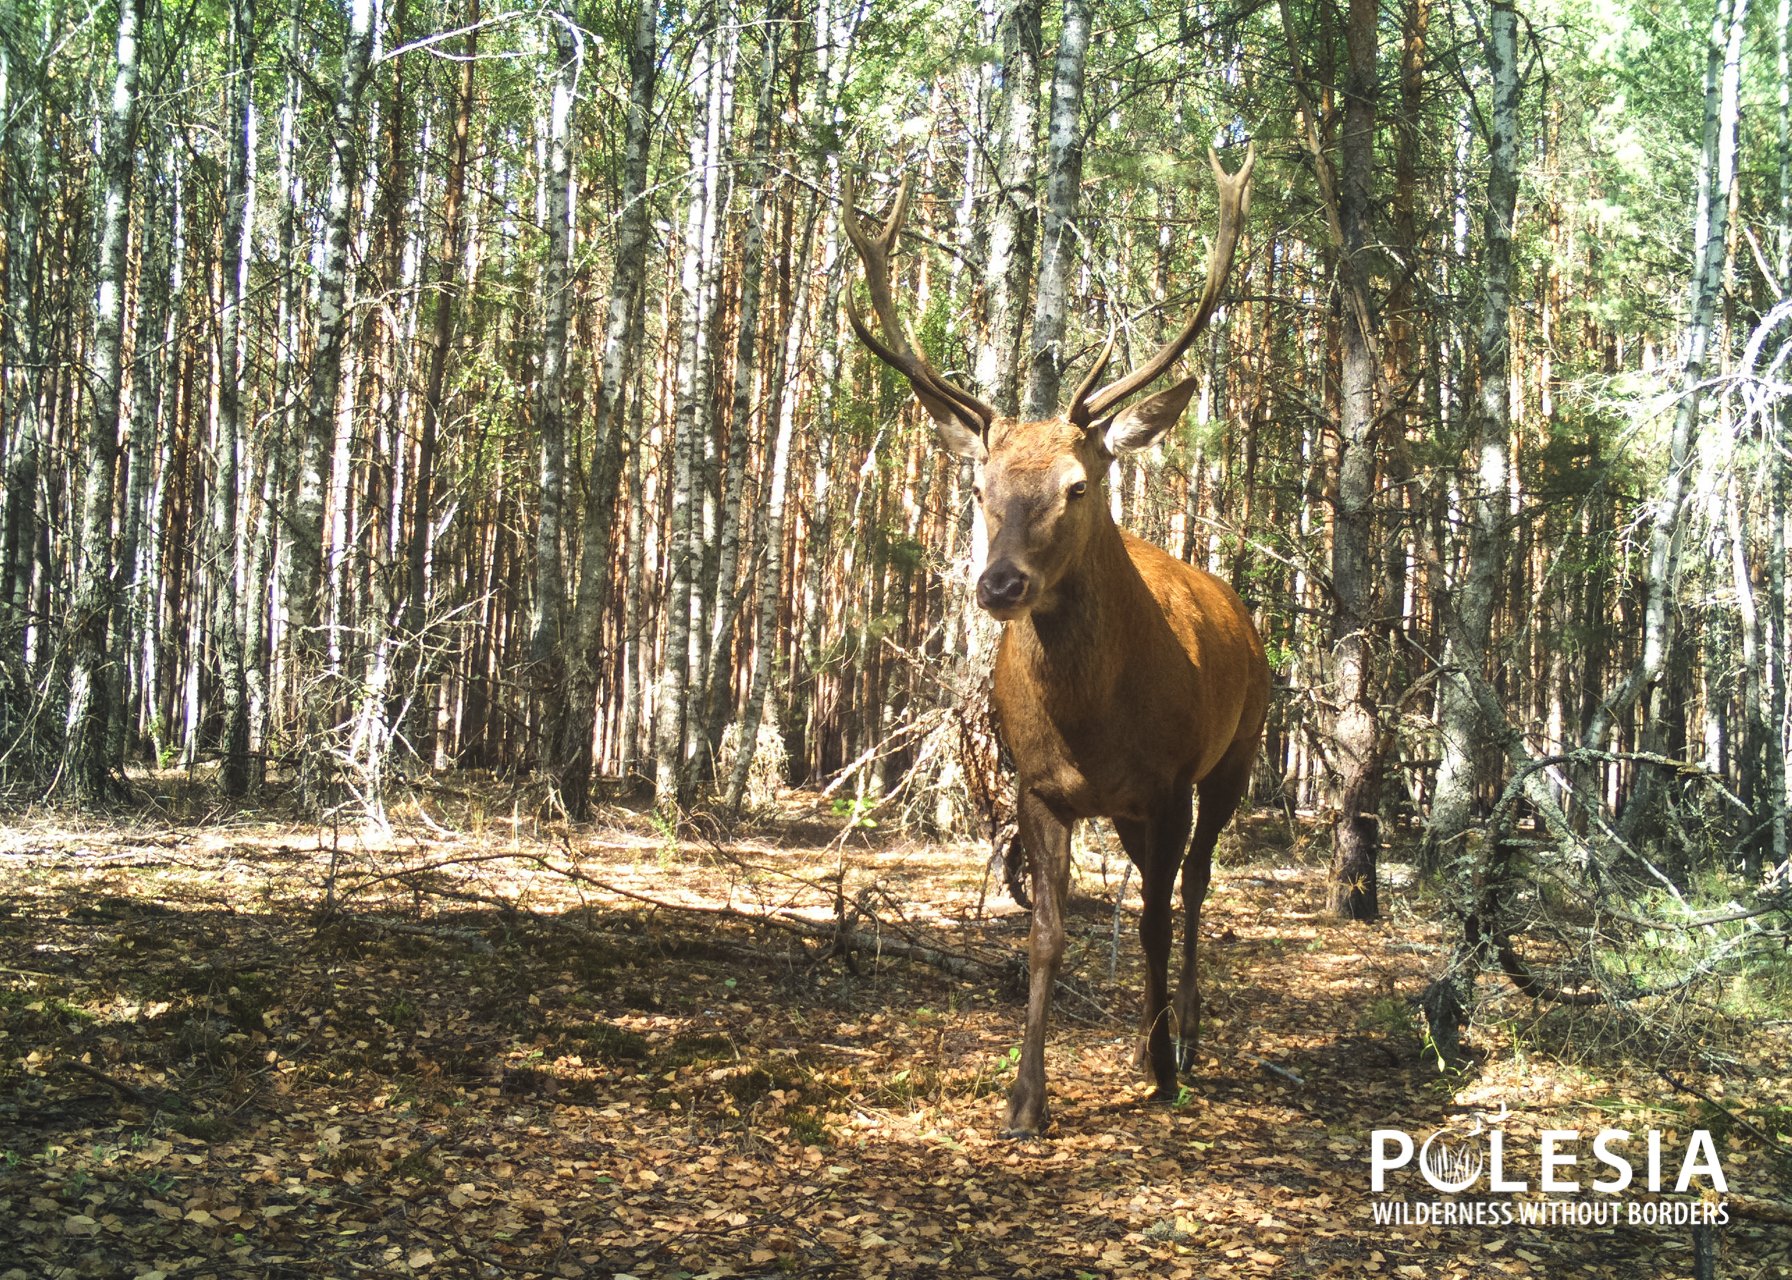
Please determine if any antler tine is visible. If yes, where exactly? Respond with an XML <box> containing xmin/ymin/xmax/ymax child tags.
<box><xmin>1066</xmin><ymin>334</ymin><xmax>1115</xmax><ymax>426</ymax></box>
<box><xmin>841</xmin><ymin>167</ymin><xmax>996</xmax><ymax>434</ymax></box>
<box><xmin>1076</xmin><ymin>143</ymin><xmax>1256</xmax><ymax>425</ymax></box>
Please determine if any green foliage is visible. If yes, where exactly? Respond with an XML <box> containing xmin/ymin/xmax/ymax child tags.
<box><xmin>831</xmin><ymin>793</ymin><xmax>879</xmax><ymax>831</ymax></box>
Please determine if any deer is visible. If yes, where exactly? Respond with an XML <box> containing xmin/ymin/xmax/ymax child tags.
<box><xmin>841</xmin><ymin>148</ymin><xmax>1270</xmax><ymax>1137</ymax></box>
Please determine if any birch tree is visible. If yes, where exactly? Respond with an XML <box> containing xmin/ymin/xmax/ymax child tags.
<box><xmin>59</xmin><ymin>0</ymin><xmax>144</xmax><ymax>802</ymax></box>
<box><xmin>1591</xmin><ymin>0</ymin><xmax>1748</xmax><ymax>842</ymax></box>
<box><xmin>556</xmin><ymin>0</ymin><xmax>659</xmax><ymax>817</ymax></box>
<box><xmin>1020</xmin><ymin>0</ymin><xmax>1092</xmax><ymax>418</ymax></box>
<box><xmin>977</xmin><ymin>0</ymin><xmax>1041</xmax><ymax>414</ymax></box>
<box><xmin>530</xmin><ymin>7</ymin><xmax>579</xmax><ymax>737</ymax></box>
<box><xmin>212</xmin><ymin>0</ymin><xmax>258</xmax><ymax>795</ymax></box>
<box><xmin>280</xmin><ymin>0</ymin><xmax>377</xmax><ymax>798</ymax></box>
<box><xmin>655</xmin><ymin>29</ymin><xmax>726</xmax><ymax>808</ymax></box>
<box><xmin>1425</xmin><ymin>0</ymin><xmax>1518</xmax><ymax>865</ymax></box>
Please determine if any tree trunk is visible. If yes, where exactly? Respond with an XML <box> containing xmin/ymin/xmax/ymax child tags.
<box><xmin>1424</xmin><ymin>0</ymin><xmax>1516</xmax><ymax>867</ymax></box>
<box><xmin>212</xmin><ymin>0</ymin><xmax>258</xmax><ymax>795</ymax></box>
<box><xmin>58</xmin><ymin>0</ymin><xmax>144</xmax><ymax>804</ymax></box>
<box><xmin>1768</xmin><ymin>440</ymin><xmax>1790</xmax><ymax>871</ymax></box>
<box><xmin>1600</xmin><ymin>0</ymin><xmax>1748</xmax><ymax>846</ymax></box>
<box><xmin>405</xmin><ymin>0</ymin><xmax>479</xmax><ymax>762</ymax></box>
<box><xmin>699</xmin><ymin>7</ymin><xmax>782</xmax><ymax>776</ymax></box>
<box><xmin>2</xmin><ymin>11</ymin><xmax>48</xmax><ymax>626</ymax></box>
<box><xmin>685</xmin><ymin>29</ymin><xmax>737</xmax><ymax>790</ymax></box>
<box><xmin>279</xmin><ymin>0</ymin><xmax>377</xmax><ymax>801</ymax></box>
<box><xmin>556</xmin><ymin>0</ymin><xmax>659</xmax><ymax>817</ymax></box>
<box><xmin>726</xmin><ymin>203</ymin><xmax>823</xmax><ymax>814</ymax></box>
<box><xmin>1324</xmin><ymin>0</ymin><xmax>1384</xmax><ymax>920</ymax></box>
<box><xmin>976</xmin><ymin>0</ymin><xmax>1042</xmax><ymax>415</ymax></box>
<box><xmin>655</xmin><ymin>32</ymin><xmax>723</xmax><ymax>808</ymax></box>
<box><xmin>530</xmin><ymin>8</ymin><xmax>579</xmax><ymax>755</ymax></box>
<box><xmin>1419</xmin><ymin>0</ymin><xmax>1518</xmax><ymax>1064</ymax></box>
<box><xmin>1021</xmin><ymin>0</ymin><xmax>1092</xmax><ymax>418</ymax></box>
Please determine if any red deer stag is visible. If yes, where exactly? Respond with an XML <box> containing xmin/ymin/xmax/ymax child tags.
<box><xmin>842</xmin><ymin>149</ymin><xmax>1269</xmax><ymax>1136</ymax></box>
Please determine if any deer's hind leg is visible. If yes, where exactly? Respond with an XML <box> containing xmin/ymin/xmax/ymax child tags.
<box><xmin>1175</xmin><ymin>740</ymin><xmax>1255</xmax><ymax>1073</ymax></box>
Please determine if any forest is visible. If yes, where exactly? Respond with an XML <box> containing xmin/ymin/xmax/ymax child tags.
<box><xmin>3</xmin><ymin>0</ymin><xmax>1792</xmax><ymax>1274</ymax></box>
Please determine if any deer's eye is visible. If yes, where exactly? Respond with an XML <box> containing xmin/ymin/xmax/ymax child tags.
<box><xmin>1067</xmin><ymin>480</ymin><xmax>1088</xmax><ymax>499</ymax></box>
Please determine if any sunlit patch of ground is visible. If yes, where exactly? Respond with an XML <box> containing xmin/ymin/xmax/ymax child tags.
<box><xmin>1</xmin><ymin>797</ymin><xmax>1787</xmax><ymax>1278</ymax></box>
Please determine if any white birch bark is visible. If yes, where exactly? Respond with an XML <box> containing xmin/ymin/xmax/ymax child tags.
<box><xmin>1596</xmin><ymin>0</ymin><xmax>1748</xmax><ymax>841</ymax></box>
<box><xmin>654</xmin><ymin>37</ymin><xmax>719</xmax><ymax>807</ymax></box>
<box><xmin>279</xmin><ymin>0</ymin><xmax>377</xmax><ymax>800</ymax></box>
<box><xmin>976</xmin><ymin>0</ymin><xmax>1041</xmax><ymax>416</ymax></box>
<box><xmin>529</xmin><ymin>10</ymin><xmax>580</xmax><ymax>688</ymax></box>
<box><xmin>699</xmin><ymin>11</ymin><xmax>782</xmax><ymax>768</ymax></box>
<box><xmin>59</xmin><ymin>0</ymin><xmax>143</xmax><ymax>802</ymax></box>
<box><xmin>556</xmin><ymin>0</ymin><xmax>658</xmax><ymax>816</ymax></box>
<box><xmin>213</xmin><ymin>0</ymin><xmax>258</xmax><ymax>794</ymax></box>
<box><xmin>1021</xmin><ymin>0</ymin><xmax>1092</xmax><ymax>418</ymax></box>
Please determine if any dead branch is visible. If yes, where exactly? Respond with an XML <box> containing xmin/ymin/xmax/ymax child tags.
<box><xmin>56</xmin><ymin>1059</ymin><xmax>172</xmax><ymax>1109</ymax></box>
<box><xmin>1656</xmin><ymin>1066</ymin><xmax>1792</xmax><ymax>1164</ymax></box>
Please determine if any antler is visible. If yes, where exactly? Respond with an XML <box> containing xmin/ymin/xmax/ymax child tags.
<box><xmin>1069</xmin><ymin>144</ymin><xmax>1256</xmax><ymax>427</ymax></box>
<box><xmin>841</xmin><ymin>169</ymin><xmax>996</xmax><ymax>438</ymax></box>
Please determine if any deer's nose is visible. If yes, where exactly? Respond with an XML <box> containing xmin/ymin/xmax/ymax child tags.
<box><xmin>977</xmin><ymin>563</ymin><xmax>1029</xmax><ymax>610</ymax></box>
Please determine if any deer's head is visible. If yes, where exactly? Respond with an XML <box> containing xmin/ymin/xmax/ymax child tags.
<box><xmin>842</xmin><ymin>147</ymin><xmax>1254</xmax><ymax>621</ymax></box>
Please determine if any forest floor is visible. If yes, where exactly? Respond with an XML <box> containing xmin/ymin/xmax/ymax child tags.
<box><xmin>2</xmin><ymin>782</ymin><xmax>1789</xmax><ymax>1280</ymax></box>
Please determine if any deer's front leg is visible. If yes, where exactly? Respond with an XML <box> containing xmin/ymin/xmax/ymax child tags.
<box><xmin>1004</xmin><ymin>791</ymin><xmax>1071</xmax><ymax>1138</ymax></box>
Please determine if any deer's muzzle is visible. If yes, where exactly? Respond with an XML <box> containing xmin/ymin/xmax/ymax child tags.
<box><xmin>977</xmin><ymin>562</ymin><xmax>1031</xmax><ymax>615</ymax></box>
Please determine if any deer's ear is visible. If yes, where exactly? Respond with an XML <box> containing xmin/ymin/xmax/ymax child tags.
<box><xmin>918</xmin><ymin>394</ymin><xmax>987</xmax><ymax>461</ymax></box>
<box><xmin>1098</xmin><ymin>376</ymin><xmax>1199</xmax><ymax>456</ymax></box>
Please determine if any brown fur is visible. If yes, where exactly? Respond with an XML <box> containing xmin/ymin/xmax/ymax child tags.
<box><xmin>978</xmin><ymin>418</ymin><xmax>1270</xmax><ymax>1137</ymax></box>
<box><xmin>838</xmin><ymin>150</ymin><xmax>1264</xmax><ymax>1136</ymax></box>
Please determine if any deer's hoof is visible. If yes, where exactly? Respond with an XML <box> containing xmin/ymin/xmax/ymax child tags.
<box><xmin>999</xmin><ymin>1109</ymin><xmax>1050</xmax><ymax>1139</ymax></box>
<box><xmin>1002</xmin><ymin>1083</ymin><xmax>1049</xmax><ymax>1138</ymax></box>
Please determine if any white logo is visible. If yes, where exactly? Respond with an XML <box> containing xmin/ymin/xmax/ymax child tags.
<box><xmin>1418</xmin><ymin>1123</ymin><xmax>1486</xmax><ymax>1193</ymax></box>
<box><xmin>1371</xmin><ymin>1102</ymin><xmax>1727</xmax><ymax>1195</ymax></box>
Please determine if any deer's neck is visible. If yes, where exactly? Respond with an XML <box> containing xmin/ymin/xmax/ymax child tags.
<box><xmin>1012</xmin><ymin>514</ymin><xmax>1147</xmax><ymax>691</ymax></box>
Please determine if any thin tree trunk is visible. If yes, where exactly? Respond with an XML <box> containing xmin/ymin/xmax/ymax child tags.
<box><xmin>1425</xmin><ymin>0</ymin><xmax>1516</xmax><ymax>866</ymax></box>
<box><xmin>140</xmin><ymin>154</ymin><xmax>189</xmax><ymax>765</ymax></box>
<box><xmin>1325</xmin><ymin>0</ymin><xmax>1383</xmax><ymax>920</ymax></box>
<box><xmin>1419</xmin><ymin>0</ymin><xmax>1518</xmax><ymax>1065</ymax></box>
<box><xmin>405</xmin><ymin>0</ymin><xmax>479</xmax><ymax>758</ymax></box>
<box><xmin>2</xmin><ymin>11</ymin><xmax>48</xmax><ymax>624</ymax></box>
<box><xmin>248</xmin><ymin>0</ymin><xmax>305</xmax><ymax>781</ymax></box>
<box><xmin>529</xmin><ymin>7</ymin><xmax>579</xmax><ymax>775</ymax></box>
<box><xmin>700</xmin><ymin>7</ymin><xmax>782</xmax><ymax>771</ymax></box>
<box><xmin>1769</xmin><ymin>442</ymin><xmax>1790</xmax><ymax>870</ymax></box>
<box><xmin>726</xmin><ymin>203</ymin><xmax>823</xmax><ymax>814</ymax></box>
<box><xmin>58</xmin><ymin>0</ymin><xmax>144</xmax><ymax>804</ymax></box>
<box><xmin>212</xmin><ymin>0</ymin><xmax>258</xmax><ymax>795</ymax></box>
<box><xmin>685</xmin><ymin>27</ymin><xmax>736</xmax><ymax>788</ymax></box>
<box><xmin>280</xmin><ymin>0</ymin><xmax>377</xmax><ymax>800</ymax></box>
<box><xmin>619</xmin><ymin>360</ymin><xmax>649</xmax><ymax>781</ymax></box>
<box><xmin>1021</xmin><ymin>0</ymin><xmax>1092</xmax><ymax>418</ymax></box>
<box><xmin>118</xmin><ymin>143</ymin><xmax>170</xmax><ymax>764</ymax></box>
<box><xmin>556</xmin><ymin>0</ymin><xmax>659</xmax><ymax>816</ymax></box>
<box><xmin>976</xmin><ymin>0</ymin><xmax>1041</xmax><ymax>415</ymax></box>
<box><xmin>1601</xmin><ymin>0</ymin><xmax>1748</xmax><ymax>845</ymax></box>
<box><xmin>655</xmin><ymin>32</ymin><xmax>721</xmax><ymax>808</ymax></box>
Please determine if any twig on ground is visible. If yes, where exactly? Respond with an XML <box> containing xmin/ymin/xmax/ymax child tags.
<box><xmin>1245</xmin><ymin>1053</ymin><xmax>1307</xmax><ymax>1086</ymax></box>
<box><xmin>1655</xmin><ymin>1066</ymin><xmax>1792</xmax><ymax>1163</ymax></box>
<box><xmin>56</xmin><ymin>1059</ymin><xmax>171</xmax><ymax>1109</ymax></box>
